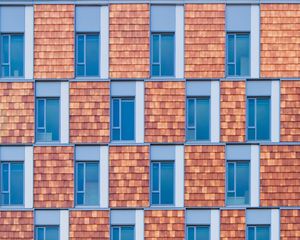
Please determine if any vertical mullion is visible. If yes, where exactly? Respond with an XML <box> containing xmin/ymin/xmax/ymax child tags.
<box><xmin>158</xmin><ymin>162</ymin><xmax>161</xmax><ymax>204</ymax></box>
<box><xmin>254</xmin><ymin>98</ymin><xmax>257</xmax><ymax>140</ymax></box>
<box><xmin>234</xmin><ymin>34</ymin><xmax>236</xmax><ymax>76</ymax></box>
<box><xmin>8</xmin><ymin>35</ymin><xmax>11</xmax><ymax>76</ymax></box>
<box><xmin>159</xmin><ymin>34</ymin><xmax>161</xmax><ymax>76</ymax></box>
<box><xmin>44</xmin><ymin>227</ymin><xmax>46</xmax><ymax>240</ymax></box>
<box><xmin>234</xmin><ymin>162</ymin><xmax>236</xmax><ymax>198</ymax></box>
<box><xmin>194</xmin><ymin>99</ymin><xmax>197</xmax><ymax>139</ymax></box>
<box><xmin>119</xmin><ymin>99</ymin><xmax>122</xmax><ymax>140</ymax></box>
<box><xmin>8</xmin><ymin>163</ymin><xmax>10</xmax><ymax>205</ymax></box>
<box><xmin>84</xmin><ymin>35</ymin><xmax>86</xmax><ymax>76</ymax></box>
<box><xmin>83</xmin><ymin>163</ymin><xmax>86</xmax><ymax>205</ymax></box>
<box><xmin>44</xmin><ymin>98</ymin><xmax>47</xmax><ymax>133</ymax></box>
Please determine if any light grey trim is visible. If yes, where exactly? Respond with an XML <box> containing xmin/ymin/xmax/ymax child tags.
<box><xmin>211</xmin><ymin>81</ymin><xmax>220</xmax><ymax>142</ymax></box>
<box><xmin>60</xmin><ymin>210</ymin><xmax>69</xmax><ymax>240</ymax></box>
<box><xmin>75</xmin><ymin>6</ymin><xmax>100</xmax><ymax>32</ymax></box>
<box><xmin>75</xmin><ymin>146</ymin><xmax>100</xmax><ymax>161</ymax></box>
<box><xmin>271</xmin><ymin>80</ymin><xmax>280</xmax><ymax>142</ymax></box>
<box><xmin>100</xmin><ymin>145</ymin><xmax>109</xmax><ymax>208</ymax></box>
<box><xmin>250</xmin><ymin>5</ymin><xmax>260</xmax><ymax>79</ymax></box>
<box><xmin>135</xmin><ymin>81</ymin><xmax>144</xmax><ymax>143</ymax></box>
<box><xmin>186</xmin><ymin>209</ymin><xmax>211</xmax><ymax>225</ymax></box>
<box><xmin>151</xmin><ymin>5</ymin><xmax>175</xmax><ymax>32</ymax></box>
<box><xmin>175</xmin><ymin>145</ymin><xmax>184</xmax><ymax>208</ymax></box>
<box><xmin>100</xmin><ymin>6</ymin><xmax>109</xmax><ymax>79</ymax></box>
<box><xmin>246</xmin><ymin>209</ymin><xmax>271</xmax><ymax>225</ymax></box>
<box><xmin>250</xmin><ymin>145</ymin><xmax>260</xmax><ymax>207</ymax></box>
<box><xmin>60</xmin><ymin>81</ymin><xmax>69</xmax><ymax>144</ymax></box>
<box><xmin>24</xmin><ymin>146</ymin><xmax>33</xmax><ymax>209</ymax></box>
<box><xmin>175</xmin><ymin>5</ymin><xmax>184</xmax><ymax>79</ymax></box>
<box><xmin>24</xmin><ymin>6</ymin><xmax>33</xmax><ymax>80</ymax></box>
<box><xmin>135</xmin><ymin>210</ymin><xmax>144</xmax><ymax>240</ymax></box>
<box><xmin>226</xmin><ymin>145</ymin><xmax>251</xmax><ymax>160</ymax></box>
<box><xmin>36</xmin><ymin>82</ymin><xmax>61</xmax><ymax>97</ymax></box>
<box><xmin>111</xmin><ymin>210</ymin><xmax>136</xmax><ymax>225</ymax></box>
<box><xmin>211</xmin><ymin>210</ymin><xmax>220</xmax><ymax>240</ymax></box>
<box><xmin>35</xmin><ymin>210</ymin><xmax>60</xmax><ymax>225</ymax></box>
<box><xmin>0</xmin><ymin>6</ymin><xmax>25</xmax><ymax>33</ymax></box>
<box><xmin>111</xmin><ymin>81</ymin><xmax>136</xmax><ymax>96</ymax></box>
<box><xmin>246</xmin><ymin>80</ymin><xmax>272</xmax><ymax>96</ymax></box>
<box><xmin>271</xmin><ymin>209</ymin><xmax>280</xmax><ymax>240</ymax></box>
<box><xmin>0</xmin><ymin>146</ymin><xmax>25</xmax><ymax>161</ymax></box>
<box><xmin>151</xmin><ymin>145</ymin><xmax>176</xmax><ymax>160</ymax></box>
<box><xmin>186</xmin><ymin>81</ymin><xmax>211</xmax><ymax>96</ymax></box>
<box><xmin>226</xmin><ymin>5</ymin><xmax>251</xmax><ymax>32</ymax></box>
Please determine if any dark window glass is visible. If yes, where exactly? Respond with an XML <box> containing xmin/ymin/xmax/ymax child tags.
<box><xmin>187</xmin><ymin>226</ymin><xmax>210</xmax><ymax>240</ymax></box>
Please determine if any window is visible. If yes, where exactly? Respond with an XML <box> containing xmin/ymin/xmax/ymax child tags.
<box><xmin>76</xmin><ymin>162</ymin><xmax>99</xmax><ymax>206</ymax></box>
<box><xmin>0</xmin><ymin>162</ymin><xmax>23</xmax><ymax>205</ymax></box>
<box><xmin>151</xmin><ymin>161</ymin><xmax>174</xmax><ymax>205</ymax></box>
<box><xmin>247</xmin><ymin>97</ymin><xmax>270</xmax><ymax>141</ymax></box>
<box><xmin>247</xmin><ymin>226</ymin><xmax>270</xmax><ymax>240</ymax></box>
<box><xmin>187</xmin><ymin>98</ymin><xmax>210</xmax><ymax>141</ymax></box>
<box><xmin>151</xmin><ymin>33</ymin><xmax>174</xmax><ymax>77</ymax></box>
<box><xmin>111</xmin><ymin>98</ymin><xmax>135</xmax><ymax>141</ymax></box>
<box><xmin>226</xmin><ymin>161</ymin><xmax>250</xmax><ymax>205</ymax></box>
<box><xmin>111</xmin><ymin>226</ymin><xmax>134</xmax><ymax>240</ymax></box>
<box><xmin>36</xmin><ymin>98</ymin><xmax>60</xmax><ymax>142</ymax></box>
<box><xmin>76</xmin><ymin>34</ymin><xmax>99</xmax><ymax>77</ymax></box>
<box><xmin>1</xmin><ymin>34</ymin><xmax>24</xmax><ymax>77</ymax></box>
<box><xmin>187</xmin><ymin>226</ymin><xmax>210</xmax><ymax>240</ymax></box>
<box><xmin>35</xmin><ymin>226</ymin><xmax>59</xmax><ymax>240</ymax></box>
<box><xmin>227</xmin><ymin>33</ymin><xmax>250</xmax><ymax>77</ymax></box>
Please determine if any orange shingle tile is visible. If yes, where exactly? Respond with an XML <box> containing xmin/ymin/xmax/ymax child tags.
<box><xmin>281</xmin><ymin>209</ymin><xmax>300</xmax><ymax>240</ymax></box>
<box><xmin>221</xmin><ymin>209</ymin><xmax>245</xmax><ymax>239</ymax></box>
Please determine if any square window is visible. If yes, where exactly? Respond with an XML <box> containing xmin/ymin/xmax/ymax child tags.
<box><xmin>111</xmin><ymin>226</ymin><xmax>135</xmax><ymax>240</ymax></box>
<box><xmin>247</xmin><ymin>226</ymin><xmax>270</xmax><ymax>240</ymax></box>
<box><xmin>187</xmin><ymin>226</ymin><xmax>210</xmax><ymax>240</ymax></box>
<box><xmin>35</xmin><ymin>226</ymin><xmax>59</xmax><ymax>240</ymax></box>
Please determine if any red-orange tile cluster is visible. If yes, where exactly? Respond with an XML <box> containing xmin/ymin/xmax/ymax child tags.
<box><xmin>221</xmin><ymin>209</ymin><xmax>245</xmax><ymax>239</ymax></box>
<box><xmin>281</xmin><ymin>209</ymin><xmax>300</xmax><ymax>240</ymax></box>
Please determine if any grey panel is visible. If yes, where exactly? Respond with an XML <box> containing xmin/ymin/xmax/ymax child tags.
<box><xmin>35</xmin><ymin>210</ymin><xmax>60</xmax><ymax>225</ymax></box>
<box><xmin>111</xmin><ymin>210</ymin><xmax>135</xmax><ymax>225</ymax></box>
<box><xmin>226</xmin><ymin>5</ymin><xmax>251</xmax><ymax>32</ymax></box>
<box><xmin>151</xmin><ymin>5</ymin><xmax>175</xmax><ymax>32</ymax></box>
<box><xmin>186</xmin><ymin>81</ymin><xmax>211</xmax><ymax>96</ymax></box>
<box><xmin>226</xmin><ymin>145</ymin><xmax>251</xmax><ymax>160</ymax></box>
<box><xmin>246</xmin><ymin>209</ymin><xmax>271</xmax><ymax>225</ymax></box>
<box><xmin>76</xmin><ymin>146</ymin><xmax>100</xmax><ymax>161</ymax></box>
<box><xmin>246</xmin><ymin>81</ymin><xmax>272</xmax><ymax>96</ymax></box>
<box><xmin>151</xmin><ymin>145</ymin><xmax>175</xmax><ymax>161</ymax></box>
<box><xmin>76</xmin><ymin>6</ymin><xmax>100</xmax><ymax>32</ymax></box>
<box><xmin>186</xmin><ymin>210</ymin><xmax>211</xmax><ymax>225</ymax></box>
<box><xmin>36</xmin><ymin>82</ymin><xmax>61</xmax><ymax>97</ymax></box>
<box><xmin>0</xmin><ymin>7</ymin><xmax>25</xmax><ymax>33</ymax></box>
<box><xmin>111</xmin><ymin>82</ymin><xmax>136</xmax><ymax>97</ymax></box>
<box><xmin>0</xmin><ymin>146</ymin><xmax>25</xmax><ymax>161</ymax></box>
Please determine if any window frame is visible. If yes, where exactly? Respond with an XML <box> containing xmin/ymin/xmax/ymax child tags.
<box><xmin>186</xmin><ymin>225</ymin><xmax>210</xmax><ymax>240</ymax></box>
<box><xmin>246</xmin><ymin>225</ymin><xmax>271</xmax><ymax>240</ymax></box>
<box><xmin>111</xmin><ymin>225</ymin><xmax>135</xmax><ymax>240</ymax></box>
<box><xmin>35</xmin><ymin>225</ymin><xmax>60</xmax><ymax>240</ymax></box>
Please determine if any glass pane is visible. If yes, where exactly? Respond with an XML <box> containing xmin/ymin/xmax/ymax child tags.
<box><xmin>77</xmin><ymin>35</ymin><xmax>84</xmax><ymax>63</ymax></box>
<box><xmin>227</xmin><ymin>64</ymin><xmax>235</xmax><ymax>76</ymax></box>
<box><xmin>187</xmin><ymin>99</ymin><xmax>195</xmax><ymax>127</ymax></box>
<box><xmin>152</xmin><ymin>35</ymin><xmax>159</xmax><ymax>63</ymax></box>
<box><xmin>227</xmin><ymin>163</ymin><xmax>234</xmax><ymax>192</ymax></box>
<box><xmin>248</xmin><ymin>99</ymin><xmax>255</xmax><ymax>127</ymax></box>
<box><xmin>121</xmin><ymin>100</ymin><xmax>134</xmax><ymax>140</ymax></box>
<box><xmin>77</xmin><ymin>163</ymin><xmax>84</xmax><ymax>192</ymax></box>
<box><xmin>236</xmin><ymin>34</ymin><xmax>250</xmax><ymax>76</ymax></box>
<box><xmin>10</xmin><ymin>163</ymin><xmax>23</xmax><ymax>205</ymax></box>
<box><xmin>161</xmin><ymin>162</ymin><xmax>174</xmax><ymax>204</ymax></box>
<box><xmin>151</xmin><ymin>64</ymin><xmax>160</xmax><ymax>76</ymax></box>
<box><xmin>37</xmin><ymin>100</ymin><xmax>45</xmax><ymax>129</ymax></box>
<box><xmin>152</xmin><ymin>163</ymin><xmax>159</xmax><ymax>191</ymax></box>
<box><xmin>46</xmin><ymin>99</ymin><xmax>59</xmax><ymax>141</ymax></box>
<box><xmin>1</xmin><ymin>163</ymin><xmax>9</xmax><ymax>192</ymax></box>
<box><xmin>76</xmin><ymin>65</ymin><xmax>84</xmax><ymax>76</ymax></box>
<box><xmin>196</xmin><ymin>226</ymin><xmax>209</xmax><ymax>240</ymax></box>
<box><xmin>236</xmin><ymin>162</ymin><xmax>250</xmax><ymax>204</ymax></box>
<box><xmin>10</xmin><ymin>35</ymin><xmax>24</xmax><ymax>77</ymax></box>
<box><xmin>85</xmin><ymin>163</ymin><xmax>99</xmax><ymax>205</ymax></box>
<box><xmin>86</xmin><ymin>35</ymin><xmax>99</xmax><ymax>76</ymax></box>
<box><xmin>187</xmin><ymin>129</ymin><xmax>195</xmax><ymax>141</ymax></box>
<box><xmin>248</xmin><ymin>128</ymin><xmax>255</xmax><ymax>141</ymax></box>
<box><xmin>227</xmin><ymin>35</ymin><xmax>235</xmax><ymax>63</ymax></box>
<box><xmin>113</xmin><ymin>99</ymin><xmax>120</xmax><ymax>128</ymax></box>
<box><xmin>151</xmin><ymin>192</ymin><xmax>159</xmax><ymax>205</ymax></box>
<box><xmin>187</xmin><ymin>227</ymin><xmax>195</xmax><ymax>240</ymax></box>
<box><xmin>2</xmin><ymin>36</ymin><xmax>9</xmax><ymax>64</ymax></box>
<box><xmin>36</xmin><ymin>228</ymin><xmax>45</xmax><ymax>240</ymax></box>
<box><xmin>46</xmin><ymin>226</ymin><xmax>59</xmax><ymax>240</ymax></box>
<box><xmin>161</xmin><ymin>34</ymin><xmax>174</xmax><ymax>76</ymax></box>
<box><xmin>247</xmin><ymin>227</ymin><xmax>255</xmax><ymax>240</ymax></box>
<box><xmin>2</xmin><ymin>66</ymin><xmax>9</xmax><ymax>77</ymax></box>
<box><xmin>121</xmin><ymin>226</ymin><xmax>134</xmax><ymax>240</ymax></box>
<box><xmin>196</xmin><ymin>99</ymin><xmax>210</xmax><ymax>140</ymax></box>
<box><xmin>112</xmin><ymin>129</ymin><xmax>120</xmax><ymax>141</ymax></box>
<box><xmin>256</xmin><ymin>98</ymin><xmax>270</xmax><ymax>140</ymax></box>
<box><xmin>256</xmin><ymin>226</ymin><xmax>270</xmax><ymax>240</ymax></box>
<box><xmin>112</xmin><ymin>227</ymin><xmax>119</xmax><ymax>240</ymax></box>
<box><xmin>77</xmin><ymin>193</ymin><xmax>84</xmax><ymax>205</ymax></box>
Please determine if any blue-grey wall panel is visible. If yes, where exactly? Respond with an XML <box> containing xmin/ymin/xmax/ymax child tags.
<box><xmin>35</xmin><ymin>210</ymin><xmax>60</xmax><ymax>225</ymax></box>
<box><xmin>0</xmin><ymin>6</ymin><xmax>25</xmax><ymax>33</ymax></box>
<box><xmin>186</xmin><ymin>210</ymin><xmax>211</xmax><ymax>225</ymax></box>
<box><xmin>111</xmin><ymin>82</ymin><xmax>136</xmax><ymax>97</ymax></box>
<box><xmin>76</xmin><ymin>6</ymin><xmax>100</xmax><ymax>32</ymax></box>
<box><xmin>186</xmin><ymin>81</ymin><xmax>211</xmax><ymax>96</ymax></box>
<box><xmin>75</xmin><ymin>146</ymin><xmax>100</xmax><ymax>161</ymax></box>
<box><xmin>0</xmin><ymin>146</ymin><xmax>25</xmax><ymax>161</ymax></box>
<box><xmin>111</xmin><ymin>210</ymin><xmax>136</xmax><ymax>225</ymax></box>
<box><xmin>226</xmin><ymin>145</ymin><xmax>251</xmax><ymax>160</ymax></box>
<box><xmin>226</xmin><ymin>5</ymin><xmax>251</xmax><ymax>32</ymax></box>
<box><xmin>151</xmin><ymin>5</ymin><xmax>175</xmax><ymax>32</ymax></box>
<box><xmin>246</xmin><ymin>209</ymin><xmax>271</xmax><ymax>225</ymax></box>
<box><xmin>36</xmin><ymin>82</ymin><xmax>61</xmax><ymax>97</ymax></box>
<box><xmin>246</xmin><ymin>81</ymin><xmax>272</xmax><ymax>96</ymax></box>
<box><xmin>151</xmin><ymin>145</ymin><xmax>176</xmax><ymax>161</ymax></box>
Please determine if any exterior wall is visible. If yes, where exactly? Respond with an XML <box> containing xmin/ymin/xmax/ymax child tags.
<box><xmin>109</xmin><ymin>145</ymin><xmax>149</xmax><ymax>207</ymax></box>
<box><xmin>109</xmin><ymin>4</ymin><xmax>150</xmax><ymax>79</ymax></box>
<box><xmin>69</xmin><ymin>210</ymin><xmax>110</xmax><ymax>240</ymax></box>
<box><xmin>281</xmin><ymin>81</ymin><xmax>300</xmax><ymax>142</ymax></box>
<box><xmin>185</xmin><ymin>4</ymin><xmax>225</xmax><ymax>78</ymax></box>
<box><xmin>69</xmin><ymin>81</ymin><xmax>110</xmax><ymax>143</ymax></box>
<box><xmin>281</xmin><ymin>209</ymin><xmax>300</xmax><ymax>240</ymax></box>
<box><xmin>145</xmin><ymin>81</ymin><xmax>185</xmax><ymax>143</ymax></box>
<box><xmin>34</xmin><ymin>146</ymin><xmax>74</xmax><ymax>208</ymax></box>
<box><xmin>34</xmin><ymin>4</ymin><xmax>74</xmax><ymax>79</ymax></box>
<box><xmin>144</xmin><ymin>210</ymin><xmax>185</xmax><ymax>240</ymax></box>
<box><xmin>261</xmin><ymin>4</ymin><xmax>300</xmax><ymax>78</ymax></box>
<box><xmin>185</xmin><ymin>145</ymin><xmax>225</xmax><ymax>207</ymax></box>
<box><xmin>220</xmin><ymin>81</ymin><xmax>246</xmax><ymax>142</ymax></box>
<box><xmin>260</xmin><ymin>145</ymin><xmax>300</xmax><ymax>207</ymax></box>
<box><xmin>0</xmin><ymin>82</ymin><xmax>34</xmax><ymax>144</ymax></box>
<box><xmin>220</xmin><ymin>209</ymin><xmax>246</xmax><ymax>239</ymax></box>
<box><xmin>0</xmin><ymin>211</ymin><xmax>34</xmax><ymax>240</ymax></box>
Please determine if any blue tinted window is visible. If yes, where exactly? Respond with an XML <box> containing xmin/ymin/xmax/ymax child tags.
<box><xmin>187</xmin><ymin>226</ymin><xmax>210</xmax><ymax>240</ymax></box>
<box><xmin>112</xmin><ymin>228</ymin><xmax>120</xmax><ymax>240</ymax></box>
<box><xmin>247</xmin><ymin>226</ymin><xmax>270</xmax><ymax>240</ymax></box>
<box><xmin>45</xmin><ymin>99</ymin><xmax>59</xmax><ymax>141</ymax></box>
<box><xmin>85</xmin><ymin>163</ymin><xmax>99</xmax><ymax>205</ymax></box>
<box><xmin>247</xmin><ymin>226</ymin><xmax>255</xmax><ymax>240</ymax></box>
<box><xmin>46</xmin><ymin>226</ymin><xmax>59</xmax><ymax>240</ymax></box>
<box><xmin>36</xmin><ymin>228</ymin><xmax>44</xmax><ymax>240</ymax></box>
<box><xmin>112</xmin><ymin>226</ymin><xmax>134</xmax><ymax>240</ymax></box>
<box><xmin>37</xmin><ymin>100</ymin><xmax>45</xmax><ymax>129</ymax></box>
<box><xmin>187</xmin><ymin>227</ymin><xmax>194</xmax><ymax>240</ymax></box>
<box><xmin>76</xmin><ymin>163</ymin><xmax>84</xmax><ymax>205</ymax></box>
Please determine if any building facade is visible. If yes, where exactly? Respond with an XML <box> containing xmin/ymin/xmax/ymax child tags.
<box><xmin>0</xmin><ymin>0</ymin><xmax>299</xmax><ymax>239</ymax></box>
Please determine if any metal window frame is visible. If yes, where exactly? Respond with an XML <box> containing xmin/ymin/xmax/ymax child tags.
<box><xmin>111</xmin><ymin>225</ymin><xmax>135</xmax><ymax>240</ymax></box>
<box><xmin>186</xmin><ymin>225</ymin><xmax>210</xmax><ymax>240</ymax></box>
<box><xmin>35</xmin><ymin>225</ymin><xmax>60</xmax><ymax>240</ymax></box>
<box><xmin>246</xmin><ymin>225</ymin><xmax>271</xmax><ymax>240</ymax></box>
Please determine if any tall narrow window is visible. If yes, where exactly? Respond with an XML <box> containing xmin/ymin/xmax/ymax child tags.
<box><xmin>0</xmin><ymin>162</ymin><xmax>24</xmax><ymax>205</ymax></box>
<box><xmin>1</xmin><ymin>34</ymin><xmax>24</xmax><ymax>77</ymax></box>
<box><xmin>151</xmin><ymin>161</ymin><xmax>174</xmax><ymax>205</ymax></box>
<box><xmin>187</xmin><ymin>98</ymin><xmax>210</xmax><ymax>141</ymax></box>
<box><xmin>187</xmin><ymin>226</ymin><xmax>210</xmax><ymax>240</ymax></box>
<box><xmin>226</xmin><ymin>161</ymin><xmax>250</xmax><ymax>205</ymax></box>
<box><xmin>151</xmin><ymin>33</ymin><xmax>174</xmax><ymax>77</ymax></box>
<box><xmin>76</xmin><ymin>162</ymin><xmax>99</xmax><ymax>206</ymax></box>
<box><xmin>247</xmin><ymin>226</ymin><xmax>270</xmax><ymax>240</ymax></box>
<box><xmin>111</xmin><ymin>226</ymin><xmax>135</xmax><ymax>240</ymax></box>
<box><xmin>36</xmin><ymin>98</ymin><xmax>60</xmax><ymax>142</ymax></box>
<box><xmin>76</xmin><ymin>34</ymin><xmax>100</xmax><ymax>77</ymax></box>
<box><xmin>247</xmin><ymin>97</ymin><xmax>270</xmax><ymax>141</ymax></box>
<box><xmin>35</xmin><ymin>226</ymin><xmax>59</xmax><ymax>240</ymax></box>
<box><xmin>111</xmin><ymin>98</ymin><xmax>135</xmax><ymax>141</ymax></box>
<box><xmin>227</xmin><ymin>33</ymin><xmax>250</xmax><ymax>77</ymax></box>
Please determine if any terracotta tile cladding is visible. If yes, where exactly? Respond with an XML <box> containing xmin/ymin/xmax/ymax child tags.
<box><xmin>69</xmin><ymin>81</ymin><xmax>110</xmax><ymax>143</ymax></box>
<box><xmin>144</xmin><ymin>210</ymin><xmax>185</xmax><ymax>240</ymax></box>
<box><xmin>185</xmin><ymin>145</ymin><xmax>225</xmax><ymax>207</ymax></box>
<box><xmin>0</xmin><ymin>211</ymin><xmax>34</xmax><ymax>240</ymax></box>
<box><xmin>281</xmin><ymin>209</ymin><xmax>300</xmax><ymax>240</ymax></box>
<box><xmin>109</xmin><ymin>145</ymin><xmax>150</xmax><ymax>208</ymax></box>
<box><xmin>145</xmin><ymin>81</ymin><xmax>185</xmax><ymax>143</ymax></box>
<box><xmin>220</xmin><ymin>81</ymin><xmax>246</xmax><ymax>142</ymax></box>
<box><xmin>34</xmin><ymin>146</ymin><xmax>74</xmax><ymax>208</ymax></box>
<box><xmin>260</xmin><ymin>145</ymin><xmax>300</xmax><ymax>207</ymax></box>
<box><xmin>70</xmin><ymin>210</ymin><xmax>110</xmax><ymax>240</ymax></box>
<box><xmin>109</xmin><ymin>4</ymin><xmax>150</xmax><ymax>79</ymax></box>
<box><xmin>280</xmin><ymin>81</ymin><xmax>300</xmax><ymax>142</ymax></box>
<box><xmin>261</xmin><ymin>4</ymin><xmax>300</xmax><ymax>78</ymax></box>
<box><xmin>185</xmin><ymin>4</ymin><xmax>225</xmax><ymax>78</ymax></box>
<box><xmin>221</xmin><ymin>209</ymin><xmax>246</xmax><ymax>239</ymax></box>
<box><xmin>0</xmin><ymin>82</ymin><xmax>34</xmax><ymax>144</ymax></box>
<box><xmin>34</xmin><ymin>4</ymin><xmax>74</xmax><ymax>79</ymax></box>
